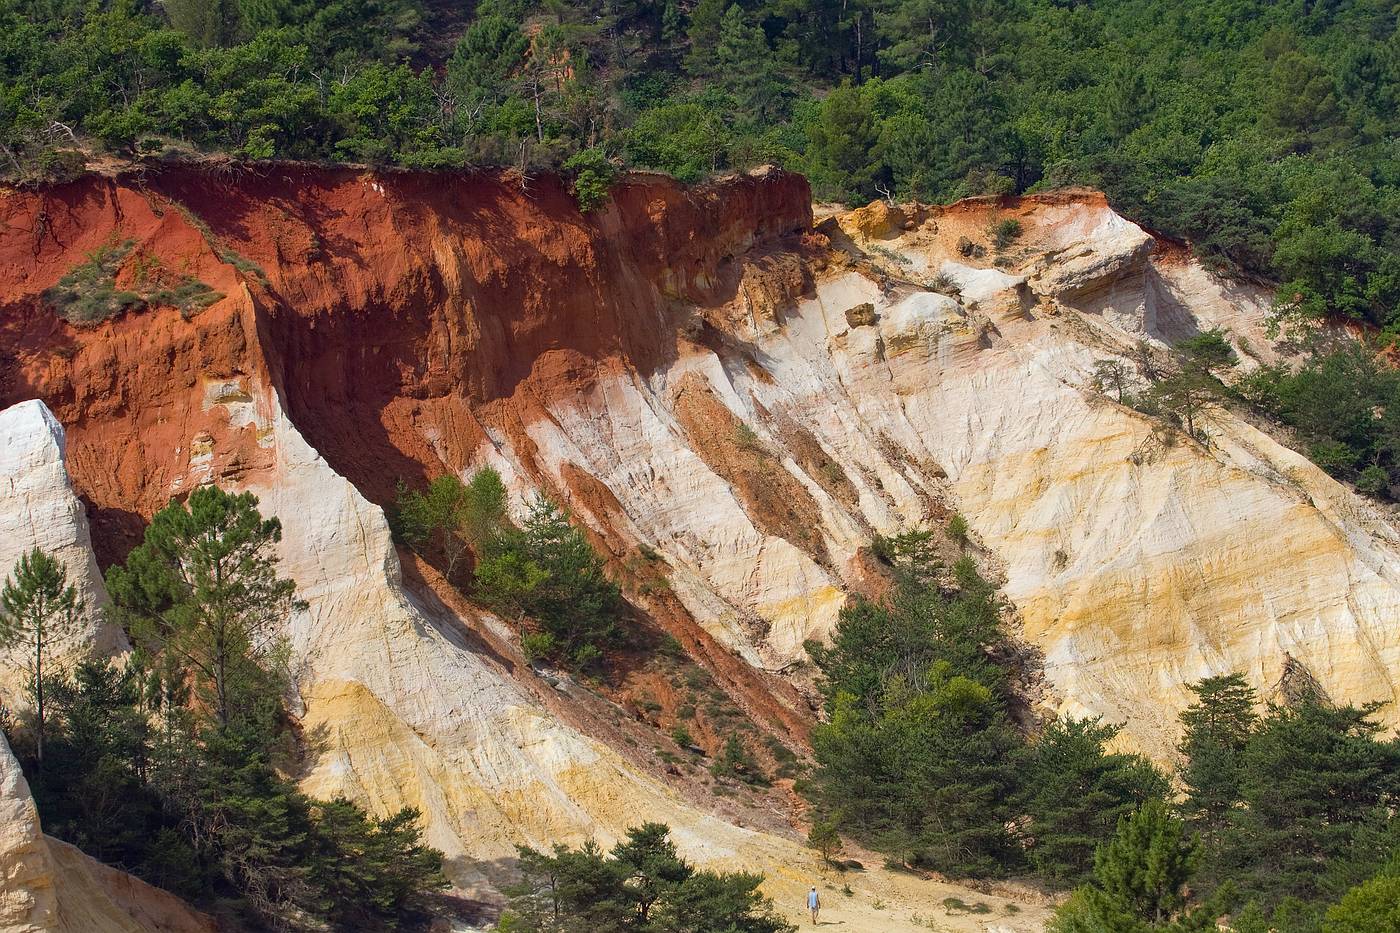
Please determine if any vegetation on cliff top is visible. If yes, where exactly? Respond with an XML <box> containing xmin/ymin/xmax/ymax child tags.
<box><xmin>2</xmin><ymin>0</ymin><xmax>1397</xmax><ymax>332</ymax></box>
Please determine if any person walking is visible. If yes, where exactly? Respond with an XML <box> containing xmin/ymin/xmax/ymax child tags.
<box><xmin>807</xmin><ymin>886</ymin><xmax>821</xmax><ymax>925</ymax></box>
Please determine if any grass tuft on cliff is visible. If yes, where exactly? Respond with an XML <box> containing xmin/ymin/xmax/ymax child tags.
<box><xmin>43</xmin><ymin>239</ymin><xmax>142</xmax><ymax>326</ymax></box>
<box><xmin>44</xmin><ymin>239</ymin><xmax>222</xmax><ymax>327</ymax></box>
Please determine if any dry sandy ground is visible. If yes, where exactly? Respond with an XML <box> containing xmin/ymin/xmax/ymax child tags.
<box><xmin>762</xmin><ymin>859</ymin><xmax>1053</xmax><ymax>933</ymax></box>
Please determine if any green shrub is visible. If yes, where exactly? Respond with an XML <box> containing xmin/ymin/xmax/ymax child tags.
<box><xmin>990</xmin><ymin>218</ymin><xmax>1022</xmax><ymax>252</ymax></box>
<box><xmin>943</xmin><ymin>897</ymin><xmax>992</xmax><ymax>915</ymax></box>
<box><xmin>44</xmin><ymin>240</ymin><xmax>142</xmax><ymax>326</ymax></box>
<box><xmin>710</xmin><ymin>734</ymin><xmax>769</xmax><ymax>786</ymax></box>
<box><xmin>149</xmin><ymin>277</ymin><xmax>223</xmax><ymax>316</ymax></box>
<box><xmin>521</xmin><ymin>631</ymin><xmax>557</xmax><ymax>662</ymax></box>
<box><xmin>947</xmin><ymin>513</ymin><xmax>969</xmax><ymax>546</ymax></box>
<box><xmin>563</xmin><ymin>148</ymin><xmax>617</xmax><ymax>213</ymax></box>
<box><xmin>43</xmin><ymin>240</ymin><xmax>224</xmax><ymax>326</ymax></box>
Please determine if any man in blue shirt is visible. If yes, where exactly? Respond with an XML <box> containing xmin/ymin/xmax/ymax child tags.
<box><xmin>807</xmin><ymin>886</ymin><xmax>821</xmax><ymax>924</ymax></box>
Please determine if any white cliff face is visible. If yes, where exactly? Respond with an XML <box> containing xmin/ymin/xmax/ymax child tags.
<box><xmin>243</xmin><ymin>401</ymin><xmax>777</xmax><ymax>884</ymax></box>
<box><xmin>0</xmin><ymin>400</ymin><xmax>126</xmax><ymax>709</ymax></box>
<box><xmin>479</xmin><ymin>194</ymin><xmax>1400</xmax><ymax>760</ymax></box>
<box><xmin>203</xmin><ymin>387</ymin><xmax>1049</xmax><ymax>930</ymax></box>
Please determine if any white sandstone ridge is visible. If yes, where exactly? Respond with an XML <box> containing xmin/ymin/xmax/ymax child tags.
<box><xmin>0</xmin><ymin>400</ymin><xmax>126</xmax><ymax>708</ymax></box>
<box><xmin>460</xmin><ymin>191</ymin><xmax>1400</xmax><ymax>760</ymax></box>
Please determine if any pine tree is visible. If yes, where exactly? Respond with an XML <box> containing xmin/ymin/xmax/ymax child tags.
<box><xmin>611</xmin><ymin>822</ymin><xmax>693</xmax><ymax>925</ymax></box>
<box><xmin>505</xmin><ymin>825</ymin><xmax>793</xmax><ymax>933</ymax></box>
<box><xmin>1023</xmin><ymin>717</ymin><xmax>1170</xmax><ymax>886</ymax></box>
<box><xmin>106</xmin><ymin>485</ymin><xmax>299</xmax><ymax>731</ymax></box>
<box><xmin>1178</xmin><ymin>674</ymin><xmax>1258</xmax><ymax>839</ymax></box>
<box><xmin>807</xmin><ymin>817</ymin><xmax>842</xmax><ymax>867</ymax></box>
<box><xmin>714</xmin><ymin>5</ymin><xmax>791</xmax><ymax>122</ymax></box>
<box><xmin>1224</xmin><ymin>700</ymin><xmax>1400</xmax><ymax>908</ymax></box>
<box><xmin>1050</xmin><ymin>800</ymin><xmax>1206</xmax><ymax>932</ymax></box>
<box><xmin>0</xmin><ymin>548</ymin><xmax>82</xmax><ymax>767</ymax></box>
<box><xmin>1094</xmin><ymin>800</ymin><xmax>1198</xmax><ymax>923</ymax></box>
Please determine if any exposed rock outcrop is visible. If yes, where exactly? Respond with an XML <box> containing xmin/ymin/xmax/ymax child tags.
<box><xmin>0</xmin><ymin>167</ymin><xmax>1053</xmax><ymax>930</ymax></box>
<box><xmin>0</xmin><ymin>729</ymin><xmax>55</xmax><ymax>932</ymax></box>
<box><xmin>802</xmin><ymin>191</ymin><xmax>1400</xmax><ymax>754</ymax></box>
<box><xmin>0</xmin><ymin>399</ymin><xmax>126</xmax><ymax>710</ymax></box>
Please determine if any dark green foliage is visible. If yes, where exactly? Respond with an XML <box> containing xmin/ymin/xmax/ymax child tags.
<box><xmin>395</xmin><ymin>471</ymin><xmax>623</xmax><ymax>670</ymax></box>
<box><xmin>806</xmin><ymin>817</ymin><xmax>841</xmax><ymax>867</ymax></box>
<box><xmin>475</xmin><ymin>495</ymin><xmax>624</xmax><ymax>670</ymax></box>
<box><xmin>805</xmin><ymin>544</ymin><xmax>1178</xmax><ymax>886</ymax></box>
<box><xmin>1021</xmin><ymin>718</ymin><xmax>1170</xmax><ymax>887</ymax></box>
<box><xmin>1176</xmin><ymin>674</ymin><xmax>1257</xmax><ymax>841</ymax></box>
<box><xmin>1049</xmin><ymin>800</ymin><xmax>1213</xmax><ymax>932</ymax></box>
<box><xmin>1137</xmin><ymin>331</ymin><xmax>1239</xmax><ymax>442</ymax></box>
<box><xmin>1225</xmin><ymin>701</ymin><xmax>1400</xmax><ymax>909</ymax></box>
<box><xmin>1174</xmin><ymin>672</ymin><xmax>1400</xmax><ymax>926</ymax></box>
<box><xmin>502</xmin><ymin>822</ymin><xmax>794</xmax><ymax>932</ymax></box>
<box><xmin>105</xmin><ymin>485</ymin><xmax>299</xmax><ymax>730</ymax></box>
<box><xmin>1239</xmin><ymin>344</ymin><xmax>1400</xmax><ymax>499</ymax></box>
<box><xmin>28</xmin><ymin>660</ymin><xmax>161</xmax><ymax>868</ymax></box>
<box><xmin>807</xmin><ymin>558</ymin><xmax>1020</xmax><ymax>877</ymax></box>
<box><xmin>305</xmin><ymin>799</ymin><xmax>451</xmax><ymax>929</ymax></box>
<box><xmin>395</xmin><ymin>468</ymin><xmax>510</xmax><ymax>579</ymax></box>
<box><xmin>0</xmin><ymin>547</ymin><xmax>81</xmax><ymax>767</ymax></box>
<box><xmin>4</xmin><ymin>486</ymin><xmax>450</xmax><ymax>929</ymax></box>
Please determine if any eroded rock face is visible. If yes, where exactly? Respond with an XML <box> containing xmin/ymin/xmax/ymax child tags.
<box><xmin>0</xmin><ymin>730</ymin><xmax>55</xmax><ymax>932</ymax></box>
<box><xmin>0</xmin><ymin>169</ymin><xmax>1060</xmax><ymax>932</ymax></box>
<box><xmin>4</xmin><ymin>165</ymin><xmax>1392</xmax><ymax>927</ymax></box>
<box><xmin>793</xmin><ymin>191</ymin><xmax>1400</xmax><ymax>754</ymax></box>
<box><xmin>0</xmin><ymin>400</ymin><xmax>126</xmax><ymax>708</ymax></box>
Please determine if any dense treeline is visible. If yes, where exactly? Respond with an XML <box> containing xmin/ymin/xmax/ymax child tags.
<box><xmin>3</xmin><ymin>0</ymin><xmax>1397</xmax><ymax>332</ymax></box>
<box><xmin>1</xmin><ymin>488</ymin><xmax>447</xmax><ymax>931</ymax></box>
<box><xmin>801</xmin><ymin>537</ymin><xmax>1167</xmax><ymax>885</ymax></box>
<box><xmin>499</xmin><ymin>822</ymin><xmax>795</xmax><ymax>932</ymax></box>
<box><xmin>800</xmin><ymin>535</ymin><xmax>1400</xmax><ymax>932</ymax></box>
